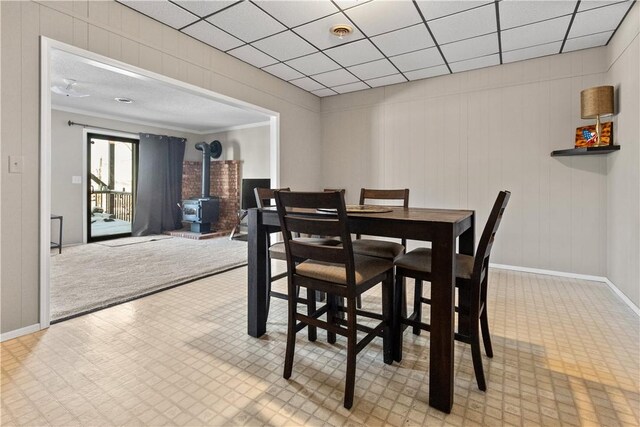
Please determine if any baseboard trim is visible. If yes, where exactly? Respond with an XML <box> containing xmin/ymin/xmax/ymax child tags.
<box><xmin>490</xmin><ymin>263</ymin><xmax>640</xmax><ymax>316</ymax></box>
<box><xmin>0</xmin><ymin>324</ymin><xmax>42</xmax><ymax>342</ymax></box>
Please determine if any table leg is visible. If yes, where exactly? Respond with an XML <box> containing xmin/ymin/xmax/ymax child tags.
<box><xmin>59</xmin><ymin>216</ymin><xmax>63</xmax><ymax>254</ymax></box>
<box><xmin>429</xmin><ymin>226</ymin><xmax>456</xmax><ymax>413</ymax></box>
<box><xmin>248</xmin><ymin>209</ymin><xmax>268</xmax><ymax>337</ymax></box>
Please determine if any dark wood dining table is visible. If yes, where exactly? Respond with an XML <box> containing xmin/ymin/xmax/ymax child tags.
<box><xmin>246</xmin><ymin>206</ymin><xmax>475</xmax><ymax>413</ymax></box>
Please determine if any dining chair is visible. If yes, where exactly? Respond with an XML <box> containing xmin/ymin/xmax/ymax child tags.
<box><xmin>393</xmin><ymin>190</ymin><xmax>510</xmax><ymax>391</ymax></box>
<box><xmin>254</xmin><ymin>188</ymin><xmax>340</xmax><ymax>318</ymax></box>
<box><xmin>353</xmin><ymin>188</ymin><xmax>410</xmax><ymax>308</ymax></box>
<box><xmin>274</xmin><ymin>190</ymin><xmax>394</xmax><ymax>409</ymax></box>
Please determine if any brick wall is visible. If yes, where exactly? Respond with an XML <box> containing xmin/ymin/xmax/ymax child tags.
<box><xmin>182</xmin><ymin>160</ymin><xmax>240</xmax><ymax>233</ymax></box>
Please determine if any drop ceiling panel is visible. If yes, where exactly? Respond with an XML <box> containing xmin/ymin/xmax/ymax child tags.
<box><xmin>252</xmin><ymin>31</ymin><xmax>317</xmax><ymax>61</ymax></box>
<box><xmin>366</xmin><ymin>73</ymin><xmax>406</xmax><ymax>87</ymax></box>
<box><xmin>569</xmin><ymin>2</ymin><xmax>632</xmax><ymax>39</ymax></box>
<box><xmin>289</xmin><ymin>77</ymin><xmax>325</xmax><ymax>92</ymax></box>
<box><xmin>256</xmin><ymin>1</ymin><xmax>339</xmax><ymax>28</ymax></box>
<box><xmin>428</xmin><ymin>3</ymin><xmax>497</xmax><ymax>44</ymax></box>
<box><xmin>499</xmin><ymin>0</ymin><xmax>577</xmax><ymax>30</ymax></box>
<box><xmin>295</xmin><ymin>13</ymin><xmax>364</xmax><ymax>50</ymax></box>
<box><xmin>450</xmin><ymin>54</ymin><xmax>500</xmax><ymax>72</ymax></box>
<box><xmin>324</xmin><ymin>39</ymin><xmax>384</xmax><ymax>67</ymax></box>
<box><xmin>416</xmin><ymin>1</ymin><xmax>493</xmax><ymax>21</ymax></box>
<box><xmin>206</xmin><ymin>1</ymin><xmax>286</xmax><ymax>42</ymax></box>
<box><xmin>503</xmin><ymin>41</ymin><xmax>562</xmax><ymax>63</ymax></box>
<box><xmin>227</xmin><ymin>45</ymin><xmax>278</xmax><ymax>68</ymax></box>
<box><xmin>262</xmin><ymin>63</ymin><xmax>304</xmax><ymax>81</ymax></box>
<box><xmin>563</xmin><ymin>31</ymin><xmax>614</xmax><ymax>52</ymax></box>
<box><xmin>312</xmin><ymin>69</ymin><xmax>359</xmax><ymax>87</ymax></box>
<box><xmin>370</xmin><ymin>24</ymin><xmax>435</xmax><ymax>57</ymax></box>
<box><xmin>404</xmin><ymin>65</ymin><xmax>450</xmax><ymax>80</ymax></box>
<box><xmin>285</xmin><ymin>52</ymin><xmax>341</xmax><ymax>75</ymax></box>
<box><xmin>332</xmin><ymin>81</ymin><xmax>369</xmax><ymax>94</ymax></box>
<box><xmin>390</xmin><ymin>47</ymin><xmax>444</xmax><ymax>72</ymax></box>
<box><xmin>343</xmin><ymin>0</ymin><xmax>422</xmax><ymax>36</ymax></box>
<box><xmin>173</xmin><ymin>0</ymin><xmax>237</xmax><ymax>18</ymax></box>
<box><xmin>347</xmin><ymin>58</ymin><xmax>398</xmax><ymax>80</ymax></box>
<box><xmin>182</xmin><ymin>21</ymin><xmax>243</xmax><ymax>51</ymax></box>
<box><xmin>312</xmin><ymin>88</ymin><xmax>338</xmax><ymax>97</ymax></box>
<box><xmin>119</xmin><ymin>1</ymin><xmax>199</xmax><ymax>29</ymax></box>
<box><xmin>578</xmin><ymin>0</ymin><xmax>631</xmax><ymax>12</ymax></box>
<box><xmin>501</xmin><ymin>15</ymin><xmax>571</xmax><ymax>51</ymax></box>
<box><xmin>440</xmin><ymin>33</ymin><xmax>499</xmax><ymax>63</ymax></box>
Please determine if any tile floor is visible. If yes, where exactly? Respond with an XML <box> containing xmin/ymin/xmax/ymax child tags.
<box><xmin>1</xmin><ymin>267</ymin><xmax>638</xmax><ymax>426</ymax></box>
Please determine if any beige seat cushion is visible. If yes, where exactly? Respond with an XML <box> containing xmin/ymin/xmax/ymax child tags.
<box><xmin>296</xmin><ymin>254</ymin><xmax>393</xmax><ymax>285</ymax></box>
<box><xmin>352</xmin><ymin>239</ymin><xmax>404</xmax><ymax>260</ymax></box>
<box><xmin>269</xmin><ymin>238</ymin><xmax>341</xmax><ymax>261</ymax></box>
<box><xmin>394</xmin><ymin>248</ymin><xmax>475</xmax><ymax>279</ymax></box>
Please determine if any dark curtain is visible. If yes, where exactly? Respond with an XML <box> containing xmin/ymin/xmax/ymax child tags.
<box><xmin>132</xmin><ymin>134</ymin><xmax>186</xmax><ymax>236</ymax></box>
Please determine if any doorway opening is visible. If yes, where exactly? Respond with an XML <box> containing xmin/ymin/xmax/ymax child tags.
<box><xmin>87</xmin><ymin>133</ymin><xmax>138</xmax><ymax>242</ymax></box>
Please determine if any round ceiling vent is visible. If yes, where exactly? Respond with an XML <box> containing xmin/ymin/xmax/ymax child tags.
<box><xmin>330</xmin><ymin>25</ymin><xmax>353</xmax><ymax>39</ymax></box>
<box><xmin>114</xmin><ymin>97</ymin><xmax>134</xmax><ymax>104</ymax></box>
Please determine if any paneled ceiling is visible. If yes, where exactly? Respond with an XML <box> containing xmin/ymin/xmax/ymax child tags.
<box><xmin>118</xmin><ymin>0</ymin><xmax>636</xmax><ymax>97</ymax></box>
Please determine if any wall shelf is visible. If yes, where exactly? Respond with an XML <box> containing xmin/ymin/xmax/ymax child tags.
<box><xmin>551</xmin><ymin>145</ymin><xmax>621</xmax><ymax>157</ymax></box>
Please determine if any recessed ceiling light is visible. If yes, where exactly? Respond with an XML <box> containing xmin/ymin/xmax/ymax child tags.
<box><xmin>114</xmin><ymin>97</ymin><xmax>134</xmax><ymax>104</ymax></box>
<box><xmin>330</xmin><ymin>25</ymin><xmax>353</xmax><ymax>40</ymax></box>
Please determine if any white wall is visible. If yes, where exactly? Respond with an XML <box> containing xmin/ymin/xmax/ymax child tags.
<box><xmin>0</xmin><ymin>0</ymin><xmax>321</xmax><ymax>335</ymax></box>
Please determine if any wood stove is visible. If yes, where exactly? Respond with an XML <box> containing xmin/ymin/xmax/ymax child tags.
<box><xmin>182</xmin><ymin>141</ymin><xmax>221</xmax><ymax>233</ymax></box>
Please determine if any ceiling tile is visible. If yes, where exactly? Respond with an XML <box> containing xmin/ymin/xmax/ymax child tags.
<box><xmin>312</xmin><ymin>69</ymin><xmax>359</xmax><ymax>87</ymax></box>
<box><xmin>289</xmin><ymin>77</ymin><xmax>325</xmax><ymax>91</ymax></box>
<box><xmin>252</xmin><ymin>31</ymin><xmax>317</xmax><ymax>61</ymax></box>
<box><xmin>255</xmin><ymin>1</ymin><xmax>340</xmax><ymax>28</ymax></box>
<box><xmin>502</xmin><ymin>41</ymin><xmax>562</xmax><ymax>63</ymax></box>
<box><xmin>332</xmin><ymin>81</ymin><xmax>369</xmax><ymax>94</ymax></box>
<box><xmin>324</xmin><ymin>39</ymin><xmax>383</xmax><ymax>67</ymax></box>
<box><xmin>312</xmin><ymin>88</ymin><xmax>338</xmax><ymax>97</ymax></box>
<box><xmin>262</xmin><ymin>63</ymin><xmax>304</xmax><ymax>81</ymax></box>
<box><xmin>294</xmin><ymin>13</ymin><xmax>364</xmax><ymax>50</ymax></box>
<box><xmin>563</xmin><ymin>31</ymin><xmax>614</xmax><ymax>52</ymax></box>
<box><xmin>227</xmin><ymin>45</ymin><xmax>278</xmax><ymax>68</ymax></box>
<box><xmin>343</xmin><ymin>0</ymin><xmax>422</xmax><ymax>36</ymax></box>
<box><xmin>440</xmin><ymin>33</ymin><xmax>499</xmax><ymax>63</ymax></box>
<box><xmin>416</xmin><ymin>1</ymin><xmax>493</xmax><ymax>21</ymax></box>
<box><xmin>569</xmin><ymin>2</ymin><xmax>632</xmax><ymax>39</ymax></box>
<box><xmin>366</xmin><ymin>73</ymin><xmax>406</xmax><ymax>87</ymax></box>
<box><xmin>578</xmin><ymin>0</ymin><xmax>631</xmax><ymax>12</ymax></box>
<box><xmin>206</xmin><ymin>1</ymin><xmax>286</xmax><ymax>42</ymax></box>
<box><xmin>428</xmin><ymin>3</ymin><xmax>497</xmax><ymax>44</ymax></box>
<box><xmin>172</xmin><ymin>0</ymin><xmax>236</xmax><ymax>18</ymax></box>
<box><xmin>390</xmin><ymin>47</ymin><xmax>444</xmax><ymax>72</ymax></box>
<box><xmin>333</xmin><ymin>0</ymin><xmax>373</xmax><ymax>11</ymax></box>
<box><xmin>370</xmin><ymin>24</ymin><xmax>435</xmax><ymax>57</ymax></box>
<box><xmin>347</xmin><ymin>59</ymin><xmax>398</xmax><ymax>80</ymax></box>
<box><xmin>449</xmin><ymin>54</ymin><xmax>500</xmax><ymax>72</ymax></box>
<box><xmin>501</xmin><ymin>15</ymin><xmax>571</xmax><ymax>51</ymax></box>
<box><xmin>285</xmin><ymin>52</ymin><xmax>341</xmax><ymax>75</ymax></box>
<box><xmin>119</xmin><ymin>1</ymin><xmax>199</xmax><ymax>29</ymax></box>
<box><xmin>181</xmin><ymin>21</ymin><xmax>244</xmax><ymax>51</ymax></box>
<box><xmin>499</xmin><ymin>0</ymin><xmax>577</xmax><ymax>30</ymax></box>
<box><xmin>404</xmin><ymin>65</ymin><xmax>450</xmax><ymax>80</ymax></box>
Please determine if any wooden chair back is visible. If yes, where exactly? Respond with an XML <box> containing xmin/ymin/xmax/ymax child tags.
<box><xmin>358</xmin><ymin>188</ymin><xmax>410</xmax><ymax>241</ymax></box>
<box><xmin>472</xmin><ymin>190</ymin><xmax>511</xmax><ymax>286</ymax></box>
<box><xmin>254</xmin><ymin>187</ymin><xmax>291</xmax><ymax>208</ymax></box>
<box><xmin>274</xmin><ymin>191</ymin><xmax>357</xmax><ymax>289</ymax></box>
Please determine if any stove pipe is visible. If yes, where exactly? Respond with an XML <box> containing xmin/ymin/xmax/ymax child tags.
<box><xmin>195</xmin><ymin>142</ymin><xmax>211</xmax><ymax>198</ymax></box>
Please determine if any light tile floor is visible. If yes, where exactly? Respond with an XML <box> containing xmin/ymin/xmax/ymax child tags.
<box><xmin>1</xmin><ymin>267</ymin><xmax>638</xmax><ymax>426</ymax></box>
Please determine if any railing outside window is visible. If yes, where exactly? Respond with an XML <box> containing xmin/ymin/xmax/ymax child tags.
<box><xmin>91</xmin><ymin>190</ymin><xmax>133</xmax><ymax>222</ymax></box>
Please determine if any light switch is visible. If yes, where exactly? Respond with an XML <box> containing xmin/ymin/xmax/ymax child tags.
<box><xmin>9</xmin><ymin>155</ymin><xmax>23</xmax><ymax>174</ymax></box>
<box><xmin>72</xmin><ymin>176</ymin><xmax>82</xmax><ymax>184</ymax></box>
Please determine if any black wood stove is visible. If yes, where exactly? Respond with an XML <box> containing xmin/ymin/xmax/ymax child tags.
<box><xmin>182</xmin><ymin>141</ymin><xmax>222</xmax><ymax>233</ymax></box>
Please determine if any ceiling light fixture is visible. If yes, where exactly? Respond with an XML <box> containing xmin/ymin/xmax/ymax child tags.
<box><xmin>114</xmin><ymin>97</ymin><xmax>134</xmax><ymax>104</ymax></box>
<box><xmin>330</xmin><ymin>24</ymin><xmax>353</xmax><ymax>40</ymax></box>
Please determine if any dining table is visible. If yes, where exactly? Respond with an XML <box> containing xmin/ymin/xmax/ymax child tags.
<box><xmin>246</xmin><ymin>205</ymin><xmax>475</xmax><ymax>413</ymax></box>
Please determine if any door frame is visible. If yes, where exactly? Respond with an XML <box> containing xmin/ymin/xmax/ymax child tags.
<box><xmin>40</xmin><ymin>37</ymin><xmax>280</xmax><ymax>329</ymax></box>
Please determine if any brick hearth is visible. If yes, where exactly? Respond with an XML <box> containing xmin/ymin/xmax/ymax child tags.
<box><xmin>182</xmin><ymin>160</ymin><xmax>240</xmax><ymax>234</ymax></box>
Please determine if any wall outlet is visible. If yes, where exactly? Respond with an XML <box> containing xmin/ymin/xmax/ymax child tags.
<box><xmin>72</xmin><ymin>176</ymin><xmax>82</xmax><ymax>184</ymax></box>
<box><xmin>9</xmin><ymin>155</ymin><xmax>23</xmax><ymax>174</ymax></box>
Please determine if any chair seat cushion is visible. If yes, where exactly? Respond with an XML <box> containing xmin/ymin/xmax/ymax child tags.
<box><xmin>296</xmin><ymin>254</ymin><xmax>393</xmax><ymax>285</ymax></box>
<box><xmin>269</xmin><ymin>238</ymin><xmax>341</xmax><ymax>260</ymax></box>
<box><xmin>352</xmin><ymin>239</ymin><xmax>404</xmax><ymax>260</ymax></box>
<box><xmin>394</xmin><ymin>248</ymin><xmax>474</xmax><ymax>279</ymax></box>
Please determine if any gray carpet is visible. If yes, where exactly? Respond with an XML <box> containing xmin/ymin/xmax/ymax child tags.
<box><xmin>50</xmin><ymin>236</ymin><xmax>247</xmax><ymax>321</ymax></box>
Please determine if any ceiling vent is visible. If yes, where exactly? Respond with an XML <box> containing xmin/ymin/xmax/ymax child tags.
<box><xmin>330</xmin><ymin>25</ymin><xmax>353</xmax><ymax>39</ymax></box>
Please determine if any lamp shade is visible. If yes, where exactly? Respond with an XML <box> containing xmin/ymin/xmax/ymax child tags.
<box><xmin>581</xmin><ymin>86</ymin><xmax>614</xmax><ymax>119</ymax></box>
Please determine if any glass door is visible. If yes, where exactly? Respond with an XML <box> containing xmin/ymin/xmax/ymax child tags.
<box><xmin>87</xmin><ymin>133</ymin><xmax>138</xmax><ymax>242</ymax></box>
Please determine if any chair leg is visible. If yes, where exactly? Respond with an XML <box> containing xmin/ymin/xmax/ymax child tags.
<box><xmin>381</xmin><ymin>272</ymin><xmax>393</xmax><ymax>365</ymax></box>
<box><xmin>327</xmin><ymin>294</ymin><xmax>337</xmax><ymax>344</ymax></box>
<box><xmin>480</xmin><ymin>305</ymin><xmax>493</xmax><ymax>358</ymax></box>
<box><xmin>307</xmin><ymin>288</ymin><xmax>317</xmax><ymax>342</ymax></box>
<box><xmin>392</xmin><ymin>273</ymin><xmax>404</xmax><ymax>362</ymax></box>
<box><xmin>283</xmin><ymin>288</ymin><xmax>297</xmax><ymax>380</ymax></box>
<box><xmin>412</xmin><ymin>279</ymin><xmax>423</xmax><ymax>336</ymax></box>
<box><xmin>470</xmin><ymin>315</ymin><xmax>486</xmax><ymax>391</ymax></box>
<box><xmin>344</xmin><ymin>296</ymin><xmax>357</xmax><ymax>409</ymax></box>
<box><xmin>356</xmin><ymin>294</ymin><xmax>362</xmax><ymax>309</ymax></box>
